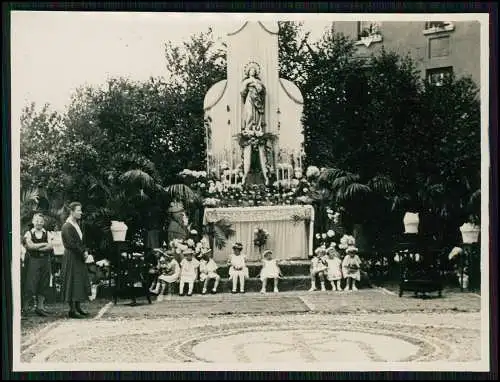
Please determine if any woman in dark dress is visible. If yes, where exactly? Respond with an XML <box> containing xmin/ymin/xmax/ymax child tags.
<box><xmin>61</xmin><ymin>202</ymin><xmax>91</xmax><ymax>318</ymax></box>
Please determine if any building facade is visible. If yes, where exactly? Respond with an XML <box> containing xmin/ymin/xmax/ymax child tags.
<box><xmin>331</xmin><ymin>21</ymin><xmax>481</xmax><ymax>88</ymax></box>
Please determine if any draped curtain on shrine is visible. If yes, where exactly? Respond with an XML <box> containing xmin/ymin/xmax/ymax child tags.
<box><xmin>203</xmin><ymin>205</ymin><xmax>314</xmax><ymax>262</ymax></box>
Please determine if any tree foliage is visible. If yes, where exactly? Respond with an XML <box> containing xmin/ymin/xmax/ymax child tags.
<box><xmin>19</xmin><ymin>23</ymin><xmax>481</xmax><ymax>253</ymax></box>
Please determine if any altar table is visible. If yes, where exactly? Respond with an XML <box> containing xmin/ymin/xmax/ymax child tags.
<box><xmin>203</xmin><ymin>205</ymin><xmax>315</xmax><ymax>262</ymax></box>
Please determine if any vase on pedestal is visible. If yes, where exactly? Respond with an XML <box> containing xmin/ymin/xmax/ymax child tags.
<box><xmin>459</xmin><ymin>222</ymin><xmax>480</xmax><ymax>244</ymax></box>
<box><xmin>111</xmin><ymin>220</ymin><xmax>128</xmax><ymax>242</ymax></box>
<box><xmin>403</xmin><ymin>212</ymin><xmax>419</xmax><ymax>234</ymax></box>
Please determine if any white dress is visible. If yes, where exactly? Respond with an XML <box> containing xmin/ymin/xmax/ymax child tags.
<box><xmin>260</xmin><ymin>259</ymin><xmax>281</xmax><ymax>281</ymax></box>
<box><xmin>158</xmin><ymin>259</ymin><xmax>180</xmax><ymax>283</ymax></box>
<box><xmin>199</xmin><ymin>258</ymin><xmax>218</xmax><ymax>281</ymax></box>
<box><xmin>310</xmin><ymin>255</ymin><xmax>327</xmax><ymax>273</ymax></box>
<box><xmin>228</xmin><ymin>254</ymin><xmax>249</xmax><ymax>279</ymax></box>
<box><xmin>179</xmin><ymin>258</ymin><xmax>200</xmax><ymax>283</ymax></box>
<box><xmin>342</xmin><ymin>254</ymin><xmax>361</xmax><ymax>281</ymax></box>
<box><xmin>325</xmin><ymin>257</ymin><xmax>343</xmax><ymax>281</ymax></box>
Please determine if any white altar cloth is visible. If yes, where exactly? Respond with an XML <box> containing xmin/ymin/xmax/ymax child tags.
<box><xmin>203</xmin><ymin>205</ymin><xmax>315</xmax><ymax>262</ymax></box>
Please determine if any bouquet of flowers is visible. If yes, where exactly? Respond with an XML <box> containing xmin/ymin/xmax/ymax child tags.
<box><xmin>253</xmin><ymin>227</ymin><xmax>270</xmax><ymax>253</ymax></box>
<box><xmin>338</xmin><ymin>234</ymin><xmax>356</xmax><ymax>250</ymax></box>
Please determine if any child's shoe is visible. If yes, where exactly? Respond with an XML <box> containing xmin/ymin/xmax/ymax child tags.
<box><xmin>202</xmin><ymin>289</ymin><xmax>207</xmax><ymax>295</ymax></box>
<box><xmin>211</xmin><ymin>289</ymin><xmax>217</xmax><ymax>294</ymax></box>
<box><xmin>157</xmin><ymin>294</ymin><xmax>164</xmax><ymax>302</ymax></box>
<box><xmin>260</xmin><ymin>288</ymin><xmax>266</xmax><ymax>294</ymax></box>
<box><xmin>273</xmin><ymin>287</ymin><xmax>279</xmax><ymax>293</ymax></box>
<box><xmin>352</xmin><ymin>285</ymin><xmax>358</xmax><ymax>291</ymax></box>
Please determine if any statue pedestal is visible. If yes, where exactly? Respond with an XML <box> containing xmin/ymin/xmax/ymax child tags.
<box><xmin>203</xmin><ymin>205</ymin><xmax>315</xmax><ymax>262</ymax></box>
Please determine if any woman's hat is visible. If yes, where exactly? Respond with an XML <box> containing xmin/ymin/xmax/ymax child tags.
<box><xmin>232</xmin><ymin>242</ymin><xmax>243</xmax><ymax>250</ymax></box>
<box><xmin>346</xmin><ymin>246</ymin><xmax>359</xmax><ymax>253</ymax></box>
<box><xmin>327</xmin><ymin>246</ymin><xmax>337</xmax><ymax>255</ymax></box>
<box><xmin>314</xmin><ymin>246</ymin><xmax>326</xmax><ymax>255</ymax></box>
<box><xmin>200</xmin><ymin>247</ymin><xmax>212</xmax><ymax>256</ymax></box>
<box><xmin>262</xmin><ymin>250</ymin><xmax>273</xmax><ymax>257</ymax></box>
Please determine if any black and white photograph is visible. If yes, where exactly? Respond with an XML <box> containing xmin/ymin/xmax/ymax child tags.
<box><xmin>9</xmin><ymin>10</ymin><xmax>492</xmax><ymax>372</ymax></box>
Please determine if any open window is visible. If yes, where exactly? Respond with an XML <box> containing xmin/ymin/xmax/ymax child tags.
<box><xmin>426</xmin><ymin>66</ymin><xmax>453</xmax><ymax>87</ymax></box>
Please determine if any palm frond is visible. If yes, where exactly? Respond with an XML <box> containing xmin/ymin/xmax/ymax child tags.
<box><xmin>119</xmin><ymin>169</ymin><xmax>156</xmax><ymax>190</ymax></box>
<box><xmin>88</xmin><ymin>176</ymin><xmax>112</xmax><ymax>198</ymax></box>
<box><xmin>468</xmin><ymin>189</ymin><xmax>480</xmax><ymax>206</ymax></box>
<box><xmin>21</xmin><ymin>187</ymin><xmax>40</xmax><ymax>206</ymax></box>
<box><xmin>368</xmin><ymin>175</ymin><xmax>395</xmax><ymax>195</ymax></box>
<box><xmin>337</xmin><ymin>183</ymin><xmax>371</xmax><ymax>202</ymax></box>
<box><xmin>164</xmin><ymin>184</ymin><xmax>197</xmax><ymax>204</ymax></box>
<box><xmin>331</xmin><ymin>173</ymin><xmax>361</xmax><ymax>191</ymax></box>
<box><xmin>318</xmin><ymin>167</ymin><xmax>348</xmax><ymax>186</ymax></box>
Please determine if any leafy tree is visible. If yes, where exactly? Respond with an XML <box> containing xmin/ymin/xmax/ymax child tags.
<box><xmin>278</xmin><ymin>21</ymin><xmax>310</xmax><ymax>87</ymax></box>
<box><xmin>164</xmin><ymin>28</ymin><xmax>227</xmax><ymax>171</ymax></box>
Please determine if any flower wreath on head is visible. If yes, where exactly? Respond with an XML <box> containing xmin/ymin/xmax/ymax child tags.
<box><xmin>243</xmin><ymin>61</ymin><xmax>261</xmax><ymax>78</ymax></box>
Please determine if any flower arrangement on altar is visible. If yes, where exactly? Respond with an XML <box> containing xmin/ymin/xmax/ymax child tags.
<box><xmin>236</xmin><ymin>129</ymin><xmax>278</xmax><ymax>148</ymax></box>
<box><xmin>177</xmin><ymin>165</ymin><xmax>327</xmax><ymax>208</ymax></box>
<box><xmin>254</xmin><ymin>227</ymin><xmax>270</xmax><ymax>253</ymax></box>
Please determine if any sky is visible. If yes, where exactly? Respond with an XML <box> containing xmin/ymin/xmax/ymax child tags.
<box><xmin>10</xmin><ymin>12</ymin><xmax>334</xmax><ymax>120</ymax></box>
<box><xmin>10</xmin><ymin>11</ymin><xmax>482</xmax><ymax>122</ymax></box>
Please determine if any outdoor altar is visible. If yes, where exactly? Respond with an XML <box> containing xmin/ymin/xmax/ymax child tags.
<box><xmin>203</xmin><ymin>205</ymin><xmax>314</xmax><ymax>262</ymax></box>
<box><xmin>200</xmin><ymin>21</ymin><xmax>313</xmax><ymax>261</ymax></box>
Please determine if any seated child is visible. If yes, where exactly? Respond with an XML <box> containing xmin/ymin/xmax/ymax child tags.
<box><xmin>85</xmin><ymin>254</ymin><xmax>105</xmax><ymax>301</ymax></box>
<box><xmin>309</xmin><ymin>245</ymin><xmax>328</xmax><ymax>292</ymax></box>
<box><xmin>228</xmin><ymin>242</ymin><xmax>248</xmax><ymax>293</ymax></box>
<box><xmin>259</xmin><ymin>250</ymin><xmax>282</xmax><ymax>293</ymax></box>
<box><xmin>325</xmin><ymin>244</ymin><xmax>343</xmax><ymax>291</ymax></box>
<box><xmin>342</xmin><ymin>246</ymin><xmax>361</xmax><ymax>291</ymax></box>
<box><xmin>179</xmin><ymin>248</ymin><xmax>200</xmax><ymax>296</ymax></box>
<box><xmin>150</xmin><ymin>249</ymin><xmax>180</xmax><ymax>302</ymax></box>
<box><xmin>199</xmin><ymin>248</ymin><xmax>220</xmax><ymax>294</ymax></box>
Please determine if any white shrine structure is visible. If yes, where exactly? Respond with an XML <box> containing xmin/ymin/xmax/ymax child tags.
<box><xmin>202</xmin><ymin>21</ymin><xmax>314</xmax><ymax>262</ymax></box>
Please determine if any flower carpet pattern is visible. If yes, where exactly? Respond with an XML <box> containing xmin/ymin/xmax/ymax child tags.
<box><xmin>20</xmin><ymin>290</ymin><xmax>482</xmax><ymax>365</ymax></box>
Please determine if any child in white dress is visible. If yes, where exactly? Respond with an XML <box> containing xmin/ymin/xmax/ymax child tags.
<box><xmin>228</xmin><ymin>242</ymin><xmax>248</xmax><ymax>293</ymax></box>
<box><xmin>309</xmin><ymin>245</ymin><xmax>328</xmax><ymax>291</ymax></box>
<box><xmin>199</xmin><ymin>248</ymin><xmax>220</xmax><ymax>294</ymax></box>
<box><xmin>150</xmin><ymin>249</ymin><xmax>180</xmax><ymax>302</ymax></box>
<box><xmin>325</xmin><ymin>244</ymin><xmax>343</xmax><ymax>291</ymax></box>
<box><xmin>342</xmin><ymin>246</ymin><xmax>361</xmax><ymax>291</ymax></box>
<box><xmin>259</xmin><ymin>250</ymin><xmax>282</xmax><ymax>293</ymax></box>
<box><xmin>179</xmin><ymin>249</ymin><xmax>200</xmax><ymax>296</ymax></box>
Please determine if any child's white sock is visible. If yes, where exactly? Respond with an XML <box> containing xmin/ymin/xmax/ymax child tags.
<box><xmin>320</xmin><ymin>281</ymin><xmax>326</xmax><ymax>291</ymax></box>
<box><xmin>309</xmin><ymin>279</ymin><xmax>316</xmax><ymax>291</ymax></box>
<box><xmin>188</xmin><ymin>282</ymin><xmax>194</xmax><ymax>295</ymax></box>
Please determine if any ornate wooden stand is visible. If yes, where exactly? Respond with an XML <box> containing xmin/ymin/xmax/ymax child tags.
<box><xmin>397</xmin><ymin>234</ymin><xmax>443</xmax><ymax>298</ymax></box>
<box><xmin>111</xmin><ymin>241</ymin><xmax>152</xmax><ymax>305</ymax></box>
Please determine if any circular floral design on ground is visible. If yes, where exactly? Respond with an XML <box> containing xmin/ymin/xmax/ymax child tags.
<box><xmin>42</xmin><ymin>318</ymin><xmax>473</xmax><ymax>364</ymax></box>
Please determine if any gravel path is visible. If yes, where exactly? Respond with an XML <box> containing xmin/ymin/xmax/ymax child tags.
<box><xmin>18</xmin><ymin>290</ymin><xmax>485</xmax><ymax>368</ymax></box>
